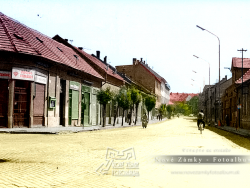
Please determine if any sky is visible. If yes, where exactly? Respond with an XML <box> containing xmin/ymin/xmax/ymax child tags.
<box><xmin>1</xmin><ymin>0</ymin><xmax>250</xmax><ymax>93</ymax></box>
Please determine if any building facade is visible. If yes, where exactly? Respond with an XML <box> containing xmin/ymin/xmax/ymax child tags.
<box><xmin>0</xmin><ymin>12</ymin><xmax>104</xmax><ymax>128</ymax></box>
<box><xmin>116</xmin><ymin>58</ymin><xmax>170</xmax><ymax>108</ymax></box>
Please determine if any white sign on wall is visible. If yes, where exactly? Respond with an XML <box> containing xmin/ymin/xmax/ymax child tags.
<box><xmin>35</xmin><ymin>75</ymin><xmax>47</xmax><ymax>84</ymax></box>
<box><xmin>12</xmin><ymin>67</ymin><xmax>35</xmax><ymax>81</ymax></box>
<box><xmin>0</xmin><ymin>71</ymin><xmax>11</xmax><ymax>79</ymax></box>
<box><xmin>70</xmin><ymin>84</ymin><xmax>79</xmax><ymax>91</ymax></box>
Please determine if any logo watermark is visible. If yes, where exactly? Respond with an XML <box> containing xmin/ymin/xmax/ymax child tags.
<box><xmin>96</xmin><ymin>147</ymin><xmax>139</xmax><ymax>176</ymax></box>
<box><xmin>155</xmin><ymin>155</ymin><xmax>250</xmax><ymax>164</ymax></box>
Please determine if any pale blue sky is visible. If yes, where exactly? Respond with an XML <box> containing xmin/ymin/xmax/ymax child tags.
<box><xmin>1</xmin><ymin>0</ymin><xmax>250</xmax><ymax>93</ymax></box>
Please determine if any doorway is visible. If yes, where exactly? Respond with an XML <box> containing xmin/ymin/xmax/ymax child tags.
<box><xmin>0</xmin><ymin>79</ymin><xmax>8</xmax><ymax>128</ymax></box>
<box><xmin>81</xmin><ymin>92</ymin><xmax>90</xmax><ymax>125</ymax></box>
<box><xmin>60</xmin><ymin>79</ymin><xmax>66</xmax><ymax>126</ymax></box>
<box><xmin>13</xmin><ymin>80</ymin><xmax>30</xmax><ymax>128</ymax></box>
<box><xmin>33</xmin><ymin>83</ymin><xmax>45</xmax><ymax>126</ymax></box>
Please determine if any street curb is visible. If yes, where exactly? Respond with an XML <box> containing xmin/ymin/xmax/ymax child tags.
<box><xmin>0</xmin><ymin>118</ymin><xmax>170</xmax><ymax>134</ymax></box>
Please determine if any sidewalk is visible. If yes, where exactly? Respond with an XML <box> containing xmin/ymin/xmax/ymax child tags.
<box><xmin>214</xmin><ymin>125</ymin><xmax>250</xmax><ymax>137</ymax></box>
<box><xmin>0</xmin><ymin>118</ymin><xmax>168</xmax><ymax>134</ymax></box>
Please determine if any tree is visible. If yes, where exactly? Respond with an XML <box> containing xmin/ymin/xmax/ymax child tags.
<box><xmin>187</xmin><ymin>96</ymin><xmax>199</xmax><ymax>115</ymax></box>
<box><xmin>129</xmin><ymin>86</ymin><xmax>140</xmax><ymax>125</ymax></box>
<box><xmin>158</xmin><ymin>104</ymin><xmax>167</xmax><ymax>120</ymax></box>
<box><xmin>112</xmin><ymin>92</ymin><xmax>119</xmax><ymax>126</ymax></box>
<box><xmin>166</xmin><ymin>104</ymin><xmax>173</xmax><ymax>119</ymax></box>
<box><xmin>145</xmin><ymin>95</ymin><xmax>156</xmax><ymax>119</ymax></box>
<box><xmin>117</xmin><ymin>86</ymin><xmax>132</xmax><ymax>126</ymax></box>
<box><xmin>134</xmin><ymin>93</ymin><xmax>142</xmax><ymax>125</ymax></box>
<box><xmin>97</xmin><ymin>87</ymin><xmax>113</xmax><ymax>127</ymax></box>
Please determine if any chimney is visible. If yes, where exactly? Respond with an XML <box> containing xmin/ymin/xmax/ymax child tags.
<box><xmin>225</xmin><ymin>75</ymin><xmax>227</xmax><ymax>80</ymax></box>
<box><xmin>133</xmin><ymin>58</ymin><xmax>136</xmax><ymax>65</ymax></box>
<box><xmin>122</xmin><ymin>68</ymin><xmax>126</xmax><ymax>76</ymax></box>
<box><xmin>144</xmin><ymin>61</ymin><xmax>145</xmax><ymax>64</ymax></box>
<box><xmin>141</xmin><ymin>58</ymin><xmax>143</xmax><ymax>63</ymax></box>
<box><xmin>78</xmin><ymin>47</ymin><xmax>83</xmax><ymax>50</ymax></box>
<box><xmin>104</xmin><ymin>56</ymin><xmax>107</xmax><ymax>64</ymax></box>
<box><xmin>96</xmin><ymin>51</ymin><xmax>100</xmax><ymax>59</ymax></box>
<box><xmin>65</xmin><ymin>39</ymin><xmax>68</xmax><ymax>42</ymax></box>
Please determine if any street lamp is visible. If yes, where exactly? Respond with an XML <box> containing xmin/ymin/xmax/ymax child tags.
<box><xmin>194</xmin><ymin>55</ymin><xmax>211</xmax><ymax>125</ymax></box>
<box><xmin>197</xmin><ymin>25</ymin><xmax>220</xmax><ymax>124</ymax></box>
<box><xmin>193</xmin><ymin>55</ymin><xmax>210</xmax><ymax>86</ymax></box>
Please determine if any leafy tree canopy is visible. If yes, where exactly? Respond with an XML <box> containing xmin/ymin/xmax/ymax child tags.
<box><xmin>97</xmin><ymin>87</ymin><xmax>113</xmax><ymax>105</ymax></box>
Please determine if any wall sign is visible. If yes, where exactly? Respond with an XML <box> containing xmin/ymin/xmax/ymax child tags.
<box><xmin>35</xmin><ymin>75</ymin><xmax>47</xmax><ymax>84</ymax></box>
<box><xmin>82</xmin><ymin>85</ymin><xmax>91</xmax><ymax>93</ymax></box>
<box><xmin>49</xmin><ymin>96</ymin><xmax>56</xmax><ymax>109</ymax></box>
<box><xmin>70</xmin><ymin>81</ymin><xmax>80</xmax><ymax>91</ymax></box>
<box><xmin>12</xmin><ymin>67</ymin><xmax>35</xmax><ymax>81</ymax></box>
<box><xmin>0</xmin><ymin>71</ymin><xmax>11</xmax><ymax>79</ymax></box>
<box><xmin>70</xmin><ymin>84</ymin><xmax>79</xmax><ymax>91</ymax></box>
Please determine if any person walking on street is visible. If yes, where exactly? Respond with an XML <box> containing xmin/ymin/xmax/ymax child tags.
<box><xmin>197</xmin><ymin>110</ymin><xmax>205</xmax><ymax>130</ymax></box>
<box><xmin>142</xmin><ymin>113</ymin><xmax>148</xmax><ymax>128</ymax></box>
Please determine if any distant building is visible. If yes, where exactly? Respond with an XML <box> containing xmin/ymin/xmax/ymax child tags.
<box><xmin>221</xmin><ymin>57</ymin><xmax>250</xmax><ymax>129</ymax></box>
<box><xmin>116</xmin><ymin>58</ymin><xmax>170</xmax><ymax>108</ymax></box>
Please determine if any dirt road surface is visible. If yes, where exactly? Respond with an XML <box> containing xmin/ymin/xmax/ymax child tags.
<box><xmin>0</xmin><ymin>117</ymin><xmax>250</xmax><ymax>187</ymax></box>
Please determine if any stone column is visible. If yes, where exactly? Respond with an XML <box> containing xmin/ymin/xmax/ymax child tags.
<box><xmin>8</xmin><ymin>80</ymin><xmax>14</xmax><ymax>128</ymax></box>
<box><xmin>64</xmin><ymin>80</ymin><xmax>69</xmax><ymax>127</ymax></box>
<box><xmin>29</xmin><ymin>82</ymin><xmax>34</xmax><ymax>128</ymax></box>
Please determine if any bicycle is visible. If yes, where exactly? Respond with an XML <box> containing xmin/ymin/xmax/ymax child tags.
<box><xmin>198</xmin><ymin>122</ymin><xmax>204</xmax><ymax>134</ymax></box>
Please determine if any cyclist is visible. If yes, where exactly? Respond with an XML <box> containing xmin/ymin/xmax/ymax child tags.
<box><xmin>197</xmin><ymin>110</ymin><xmax>205</xmax><ymax>130</ymax></box>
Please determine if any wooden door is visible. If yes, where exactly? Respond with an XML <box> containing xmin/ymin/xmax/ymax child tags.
<box><xmin>0</xmin><ymin>79</ymin><xmax>8</xmax><ymax>128</ymax></box>
<box><xmin>33</xmin><ymin>83</ymin><xmax>45</xmax><ymax>126</ymax></box>
<box><xmin>13</xmin><ymin>81</ymin><xmax>30</xmax><ymax>127</ymax></box>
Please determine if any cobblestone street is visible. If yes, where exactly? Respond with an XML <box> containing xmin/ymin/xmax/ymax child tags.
<box><xmin>1</xmin><ymin>117</ymin><xmax>250</xmax><ymax>188</ymax></box>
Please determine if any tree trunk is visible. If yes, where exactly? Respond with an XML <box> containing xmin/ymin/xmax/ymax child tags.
<box><xmin>122</xmin><ymin>109</ymin><xmax>124</xmax><ymax>126</ymax></box>
<box><xmin>102</xmin><ymin>104</ymin><xmax>106</xmax><ymax>127</ymax></box>
<box><xmin>129</xmin><ymin>106</ymin><xmax>133</xmax><ymax>125</ymax></box>
<box><xmin>135</xmin><ymin>103</ymin><xmax>139</xmax><ymax>125</ymax></box>
<box><xmin>148</xmin><ymin>111</ymin><xmax>150</xmax><ymax>121</ymax></box>
<box><xmin>113</xmin><ymin>105</ymin><xmax>119</xmax><ymax>126</ymax></box>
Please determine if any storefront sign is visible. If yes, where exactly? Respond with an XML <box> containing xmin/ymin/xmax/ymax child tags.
<box><xmin>70</xmin><ymin>81</ymin><xmax>80</xmax><ymax>91</ymax></box>
<box><xmin>35</xmin><ymin>75</ymin><xmax>47</xmax><ymax>84</ymax></box>
<box><xmin>12</xmin><ymin>67</ymin><xmax>35</xmax><ymax>81</ymax></box>
<box><xmin>0</xmin><ymin>71</ymin><xmax>11</xmax><ymax>79</ymax></box>
<box><xmin>82</xmin><ymin>85</ymin><xmax>91</xmax><ymax>93</ymax></box>
<box><xmin>70</xmin><ymin>84</ymin><xmax>79</xmax><ymax>90</ymax></box>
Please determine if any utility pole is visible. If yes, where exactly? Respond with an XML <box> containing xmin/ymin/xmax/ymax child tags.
<box><xmin>237</xmin><ymin>48</ymin><xmax>247</xmax><ymax>129</ymax></box>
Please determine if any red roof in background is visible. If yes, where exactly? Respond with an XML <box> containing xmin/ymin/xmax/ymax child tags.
<box><xmin>231</xmin><ymin>57</ymin><xmax>250</xmax><ymax>69</ymax></box>
<box><xmin>0</xmin><ymin>12</ymin><xmax>103</xmax><ymax>80</ymax></box>
<box><xmin>74</xmin><ymin>47</ymin><xmax>124</xmax><ymax>81</ymax></box>
<box><xmin>168</xmin><ymin>101</ymin><xmax>174</xmax><ymax>105</ymax></box>
<box><xmin>169</xmin><ymin>92</ymin><xmax>198</xmax><ymax>103</ymax></box>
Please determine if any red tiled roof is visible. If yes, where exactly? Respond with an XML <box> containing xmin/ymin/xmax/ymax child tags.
<box><xmin>74</xmin><ymin>47</ymin><xmax>124</xmax><ymax>81</ymax></box>
<box><xmin>169</xmin><ymin>92</ymin><xmax>198</xmax><ymax>103</ymax></box>
<box><xmin>0</xmin><ymin>12</ymin><xmax>103</xmax><ymax>80</ymax></box>
<box><xmin>235</xmin><ymin>69</ymin><xmax>250</xmax><ymax>84</ymax></box>
<box><xmin>168</xmin><ymin>101</ymin><xmax>174</xmax><ymax>105</ymax></box>
<box><xmin>231</xmin><ymin>57</ymin><xmax>250</xmax><ymax>69</ymax></box>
